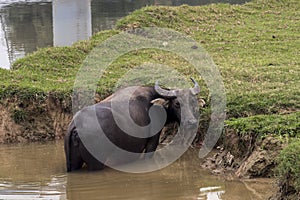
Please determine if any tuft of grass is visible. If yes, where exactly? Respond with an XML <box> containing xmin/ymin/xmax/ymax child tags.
<box><xmin>225</xmin><ymin>111</ymin><xmax>300</xmax><ymax>138</ymax></box>
<box><xmin>11</xmin><ymin>109</ymin><xmax>27</xmax><ymax>123</ymax></box>
<box><xmin>276</xmin><ymin>140</ymin><xmax>300</xmax><ymax>193</ymax></box>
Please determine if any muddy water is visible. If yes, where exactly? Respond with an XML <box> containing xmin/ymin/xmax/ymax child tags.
<box><xmin>0</xmin><ymin>141</ymin><xmax>274</xmax><ymax>200</ymax></box>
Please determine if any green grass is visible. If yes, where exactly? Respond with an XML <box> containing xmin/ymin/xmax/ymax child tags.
<box><xmin>0</xmin><ymin>30</ymin><xmax>119</xmax><ymax>100</ymax></box>
<box><xmin>276</xmin><ymin>140</ymin><xmax>300</xmax><ymax>194</ymax></box>
<box><xmin>226</xmin><ymin>111</ymin><xmax>300</xmax><ymax>138</ymax></box>
<box><xmin>116</xmin><ymin>0</ymin><xmax>300</xmax><ymax>118</ymax></box>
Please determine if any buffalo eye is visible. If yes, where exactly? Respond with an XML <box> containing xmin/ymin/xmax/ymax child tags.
<box><xmin>174</xmin><ymin>101</ymin><xmax>180</xmax><ymax>108</ymax></box>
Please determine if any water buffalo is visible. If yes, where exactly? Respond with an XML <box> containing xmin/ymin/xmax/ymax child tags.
<box><xmin>64</xmin><ymin>78</ymin><xmax>201</xmax><ymax>172</ymax></box>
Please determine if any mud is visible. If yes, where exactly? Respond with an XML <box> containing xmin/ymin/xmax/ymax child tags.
<box><xmin>202</xmin><ymin>136</ymin><xmax>284</xmax><ymax>177</ymax></box>
<box><xmin>0</xmin><ymin>95</ymin><xmax>72</xmax><ymax>143</ymax></box>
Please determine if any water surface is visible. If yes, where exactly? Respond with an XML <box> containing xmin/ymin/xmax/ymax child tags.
<box><xmin>0</xmin><ymin>141</ymin><xmax>274</xmax><ymax>200</ymax></box>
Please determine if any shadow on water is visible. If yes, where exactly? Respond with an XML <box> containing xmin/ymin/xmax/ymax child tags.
<box><xmin>0</xmin><ymin>0</ymin><xmax>251</xmax><ymax>69</ymax></box>
<box><xmin>0</xmin><ymin>141</ymin><xmax>273</xmax><ymax>200</ymax></box>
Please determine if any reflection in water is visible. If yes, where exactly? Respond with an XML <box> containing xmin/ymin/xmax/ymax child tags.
<box><xmin>0</xmin><ymin>1</ymin><xmax>53</xmax><ymax>69</ymax></box>
<box><xmin>0</xmin><ymin>0</ymin><xmax>250</xmax><ymax>69</ymax></box>
<box><xmin>0</xmin><ymin>14</ymin><xmax>10</xmax><ymax>69</ymax></box>
<box><xmin>53</xmin><ymin>0</ymin><xmax>92</xmax><ymax>46</ymax></box>
<box><xmin>198</xmin><ymin>186</ymin><xmax>225</xmax><ymax>200</ymax></box>
<box><xmin>0</xmin><ymin>141</ymin><xmax>66</xmax><ymax>200</ymax></box>
<box><xmin>0</xmin><ymin>177</ymin><xmax>66</xmax><ymax>200</ymax></box>
<box><xmin>0</xmin><ymin>141</ymin><xmax>273</xmax><ymax>200</ymax></box>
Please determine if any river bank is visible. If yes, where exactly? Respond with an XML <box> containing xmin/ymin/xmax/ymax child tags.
<box><xmin>0</xmin><ymin>0</ymin><xmax>299</xmax><ymax>199</ymax></box>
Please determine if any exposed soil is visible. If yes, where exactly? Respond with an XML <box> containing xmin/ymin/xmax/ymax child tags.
<box><xmin>269</xmin><ymin>182</ymin><xmax>300</xmax><ymax>200</ymax></box>
<box><xmin>0</xmin><ymin>104</ymin><xmax>23</xmax><ymax>143</ymax></box>
<box><xmin>200</xmin><ymin>129</ymin><xmax>290</xmax><ymax>199</ymax></box>
<box><xmin>0</xmin><ymin>95</ymin><xmax>72</xmax><ymax>143</ymax></box>
<box><xmin>202</xmin><ymin>129</ymin><xmax>285</xmax><ymax>176</ymax></box>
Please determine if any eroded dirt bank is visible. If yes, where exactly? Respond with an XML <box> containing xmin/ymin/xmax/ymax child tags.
<box><xmin>202</xmin><ymin>131</ymin><xmax>284</xmax><ymax>178</ymax></box>
<box><xmin>0</xmin><ymin>95</ymin><xmax>72</xmax><ymax>143</ymax></box>
<box><xmin>201</xmin><ymin>130</ymin><xmax>300</xmax><ymax>200</ymax></box>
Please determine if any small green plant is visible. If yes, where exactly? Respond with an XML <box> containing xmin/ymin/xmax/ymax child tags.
<box><xmin>12</xmin><ymin>109</ymin><xmax>27</xmax><ymax>123</ymax></box>
<box><xmin>276</xmin><ymin>140</ymin><xmax>300</xmax><ymax>193</ymax></box>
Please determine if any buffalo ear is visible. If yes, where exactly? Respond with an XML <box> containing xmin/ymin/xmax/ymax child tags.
<box><xmin>151</xmin><ymin>98</ymin><xmax>169</xmax><ymax>108</ymax></box>
<box><xmin>199</xmin><ymin>99</ymin><xmax>206</xmax><ymax>107</ymax></box>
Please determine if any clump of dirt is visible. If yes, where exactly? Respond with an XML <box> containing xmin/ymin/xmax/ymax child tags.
<box><xmin>202</xmin><ymin>131</ymin><xmax>284</xmax><ymax>179</ymax></box>
<box><xmin>201</xmin><ymin>147</ymin><xmax>237</xmax><ymax>177</ymax></box>
<box><xmin>269</xmin><ymin>181</ymin><xmax>300</xmax><ymax>200</ymax></box>
<box><xmin>0</xmin><ymin>94</ymin><xmax>72</xmax><ymax>143</ymax></box>
<box><xmin>0</xmin><ymin>104</ymin><xmax>23</xmax><ymax>143</ymax></box>
<box><xmin>236</xmin><ymin>136</ymin><xmax>284</xmax><ymax>178</ymax></box>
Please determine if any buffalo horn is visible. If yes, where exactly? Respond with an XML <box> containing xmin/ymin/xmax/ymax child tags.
<box><xmin>151</xmin><ymin>98</ymin><xmax>169</xmax><ymax>107</ymax></box>
<box><xmin>190</xmin><ymin>78</ymin><xmax>200</xmax><ymax>95</ymax></box>
<box><xmin>154</xmin><ymin>81</ymin><xmax>177</xmax><ymax>98</ymax></box>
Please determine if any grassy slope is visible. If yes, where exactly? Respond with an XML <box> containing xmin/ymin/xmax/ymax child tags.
<box><xmin>0</xmin><ymin>0</ymin><xmax>299</xmax><ymax>136</ymax></box>
<box><xmin>0</xmin><ymin>30</ymin><xmax>119</xmax><ymax>100</ymax></box>
<box><xmin>116</xmin><ymin>0</ymin><xmax>300</xmax><ymax>118</ymax></box>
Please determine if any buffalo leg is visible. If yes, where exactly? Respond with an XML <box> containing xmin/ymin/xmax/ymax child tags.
<box><xmin>68</xmin><ymin>131</ymin><xmax>84</xmax><ymax>171</ymax></box>
<box><xmin>78</xmin><ymin>142</ymin><xmax>105</xmax><ymax>171</ymax></box>
<box><xmin>144</xmin><ymin>133</ymin><xmax>160</xmax><ymax>158</ymax></box>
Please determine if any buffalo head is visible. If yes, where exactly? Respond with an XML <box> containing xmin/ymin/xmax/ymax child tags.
<box><xmin>152</xmin><ymin>78</ymin><xmax>201</xmax><ymax>128</ymax></box>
